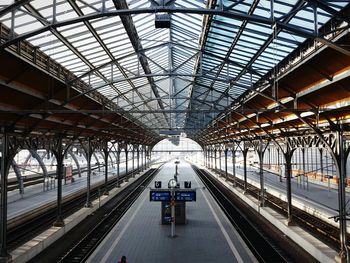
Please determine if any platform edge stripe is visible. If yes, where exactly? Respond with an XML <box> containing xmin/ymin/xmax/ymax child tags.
<box><xmin>193</xmin><ymin>175</ymin><xmax>244</xmax><ymax>263</ymax></box>
<box><xmin>88</xmin><ymin>192</ymin><xmax>148</xmax><ymax>263</ymax></box>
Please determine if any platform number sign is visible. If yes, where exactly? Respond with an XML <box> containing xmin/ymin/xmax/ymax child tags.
<box><xmin>155</xmin><ymin>181</ymin><xmax>162</xmax><ymax>188</ymax></box>
<box><xmin>184</xmin><ymin>181</ymin><xmax>191</xmax><ymax>188</ymax></box>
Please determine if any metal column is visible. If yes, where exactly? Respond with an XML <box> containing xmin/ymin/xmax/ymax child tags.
<box><xmin>117</xmin><ymin>148</ymin><xmax>120</xmax><ymax>187</ymax></box>
<box><xmin>149</xmin><ymin>149</ymin><xmax>152</xmax><ymax>166</ymax></box>
<box><xmin>145</xmin><ymin>149</ymin><xmax>148</xmax><ymax>169</ymax></box>
<box><xmin>125</xmin><ymin>149</ymin><xmax>129</xmax><ymax>182</ymax></box>
<box><xmin>137</xmin><ymin>148</ymin><xmax>140</xmax><ymax>172</ymax></box>
<box><xmin>232</xmin><ymin>149</ymin><xmax>236</xmax><ymax>186</ymax></box>
<box><xmin>319</xmin><ymin>148</ymin><xmax>324</xmax><ymax>182</ymax></box>
<box><xmin>207</xmin><ymin>149</ymin><xmax>210</xmax><ymax>168</ymax></box>
<box><xmin>148</xmin><ymin>149</ymin><xmax>151</xmax><ymax>168</ymax></box>
<box><xmin>0</xmin><ymin>129</ymin><xmax>10</xmax><ymax>261</ymax></box>
<box><xmin>206</xmin><ymin>150</ymin><xmax>209</xmax><ymax>168</ymax></box>
<box><xmin>243</xmin><ymin>149</ymin><xmax>248</xmax><ymax>192</ymax></box>
<box><xmin>278</xmin><ymin>148</ymin><xmax>282</xmax><ymax>182</ymax></box>
<box><xmin>302</xmin><ymin>148</ymin><xmax>306</xmax><ymax>190</ymax></box>
<box><xmin>214</xmin><ymin>149</ymin><xmax>217</xmax><ymax>170</ymax></box>
<box><xmin>205</xmin><ymin>150</ymin><xmax>208</xmax><ymax>168</ymax></box>
<box><xmin>140</xmin><ymin>147</ymin><xmax>143</xmax><ymax>172</ymax></box>
<box><xmin>336</xmin><ymin>128</ymin><xmax>349</xmax><ymax>261</ymax></box>
<box><xmin>258</xmin><ymin>147</ymin><xmax>265</xmax><ymax>207</ymax></box>
<box><xmin>132</xmin><ymin>146</ymin><xmax>135</xmax><ymax>178</ymax></box>
<box><xmin>224</xmin><ymin>149</ymin><xmax>228</xmax><ymax>180</ymax></box>
<box><xmin>85</xmin><ymin>138</ymin><xmax>92</xmax><ymax>207</ymax></box>
<box><xmin>103</xmin><ymin>142</ymin><xmax>109</xmax><ymax>195</ymax></box>
<box><xmin>208</xmin><ymin>150</ymin><xmax>211</xmax><ymax>168</ymax></box>
<box><xmin>219</xmin><ymin>149</ymin><xmax>222</xmax><ymax>172</ymax></box>
<box><xmin>146</xmin><ymin>149</ymin><xmax>148</xmax><ymax>168</ymax></box>
<box><xmin>53</xmin><ymin>135</ymin><xmax>65</xmax><ymax>227</ymax></box>
<box><xmin>285</xmin><ymin>150</ymin><xmax>293</xmax><ymax>224</ymax></box>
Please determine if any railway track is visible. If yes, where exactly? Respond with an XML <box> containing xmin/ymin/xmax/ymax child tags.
<box><xmin>211</xmin><ymin>168</ymin><xmax>345</xmax><ymax>251</ymax></box>
<box><xmin>192</xmin><ymin>165</ymin><xmax>292</xmax><ymax>262</ymax></box>
<box><xmin>7</xmin><ymin>167</ymin><xmax>145</xmax><ymax>251</ymax></box>
<box><xmin>30</xmin><ymin>166</ymin><xmax>161</xmax><ymax>263</ymax></box>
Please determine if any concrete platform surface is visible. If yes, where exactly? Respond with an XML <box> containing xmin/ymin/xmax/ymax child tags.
<box><xmin>212</xmin><ymin>162</ymin><xmax>346</xmax><ymax>231</ymax></box>
<box><xmin>207</xmin><ymin>166</ymin><xmax>337</xmax><ymax>263</ymax></box>
<box><xmin>88</xmin><ymin>162</ymin><xmax>256</xmax><ymax>263</ymax></box>
<box><xmin>8</xmin><ymin>164</ymin><xmax>127</xmax><ymax>220</ymax></box>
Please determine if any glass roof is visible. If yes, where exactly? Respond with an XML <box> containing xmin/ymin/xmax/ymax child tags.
<box><xmin>0</xmin><ymin>0</ymin><xmax>348</xmax><ymax>137</ymax></box>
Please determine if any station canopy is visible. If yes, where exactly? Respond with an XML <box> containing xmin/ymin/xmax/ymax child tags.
<box><xmin>0</xmin><ymin>0</ymin><xmax>348</xmax><ymax>138</ymax></box>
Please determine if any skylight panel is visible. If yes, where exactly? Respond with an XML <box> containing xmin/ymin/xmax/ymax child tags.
<box><xmin>49</xmin><ymin>48</ymin><xmax>77</xmax><ymax>61</ymax></box>
<box><xmin>254</xmin><ymin>5</ymin><xmax>271</xmax><ymax>18</ymax></box>
<box><xmin>0</xmin><ymin>1</ymin><xmax>13</xmax><ymax>5</ymax></box>
<box><xmin>88</xmin><ymin>54</ymin><xmax>110</xmax><ymax>66</ymax></box>
<box><xmin>27</xmin><ymin>32</ymin><xmax>59</xmax><ymax>48</ymax></box>
<box><xmin>76</xmin><ymin>1</ymin><xmax>102</xmax><ymax>15</ymax></box>
<box><xmin>246</xmin><ymin>22</ymin><xmax>272</xmax><ymax>35</ymax></box>
<box><xmin>272</xmin><ymin>1</ymin><xmax>297</xmax><ymax>18</ymax></box>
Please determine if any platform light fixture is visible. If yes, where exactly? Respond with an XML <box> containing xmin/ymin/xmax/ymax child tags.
<box><xmin>155</xmin><ymin>13</ymin><xmax>171</xmax><ymax>28</ymax></box>
<box><xmin>152</xmin><ymin>0</ymin><xmax>173</xmax><ymax>28</ymax></box>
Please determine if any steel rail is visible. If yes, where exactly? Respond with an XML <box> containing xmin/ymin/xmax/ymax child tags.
<box><xmin>7</xmin><ymin>165</ymin><xmax>145</xmax><ymax>251</ymax></box>
<box><xmin>213</xmin><ymin>167</ymin><xmax>348</xmax><ymax>251</ymax></box>
<box><xmin>55</xmin><ymin>166</ymin><xmax>162</xmax><ymax>262</ymax></box>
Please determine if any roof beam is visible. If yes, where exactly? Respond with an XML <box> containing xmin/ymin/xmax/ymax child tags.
<box><xmin>0</xmin><ymin>0</ymin><xmax>32</xmax><ymax>17</ymax></box>
<box><xmin>112</xmin><ymin>0</ymin><xmax>171</xmax><ymax>128</ymax></box>
<box><xmin>306</xmin><ymin>0</ymin><xmax>350</xmax><ymax>25</ymax></box>
<box><xmin>200</xmin><ymin>0</ymin><xmax>260</xmax><ymax>105</ymax></box>
<box><xmin>66</xmin><ymin>0</ymin><xmax>157</xmax><ymax>130</ymax></box>
<box><xmin>1</xmin><ymin>6</ymin><xmax>348</xmax><ymax>55</ymax></box>
<box><xmin>213</xmin><ymin>0</ymin><xmax>307</xmax><ymax>106</ymax></box>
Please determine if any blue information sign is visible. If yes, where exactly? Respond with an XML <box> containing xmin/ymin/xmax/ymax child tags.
<box><xmin>175</xmin><ymin>191</ymin><xmax>196</xmax><ymax>201</ymax></box>
<box><xmin>150</xmin><ymin>191</ymin><xmax>171</xmax><ymax>201</ymax></box>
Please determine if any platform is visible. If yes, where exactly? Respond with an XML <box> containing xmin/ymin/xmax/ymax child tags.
<box><xmin>88</xmin><ymin>162</ymin><xmax>256</xmax><ymax>263</ymax></box>
<box><xmin>8</xmin><ymin>160</ymin><xmax>130</xmax><ymax>221</ymax></box>
<box><xmin>224</xmin><ymin>162</ymin><xmax>345</xmax><ymax>212</ymax></box>
<box><xmin>216</xmin><ymin>162</ymin><xmax>347</xmax><ymax>231</ymax></box>
<box><xmin>206</xmin><ymin>164</ymin><xmax>337</xmax><ymax>263</ymax></box>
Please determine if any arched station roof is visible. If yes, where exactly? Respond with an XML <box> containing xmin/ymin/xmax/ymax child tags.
<box><xmin>0</xmin><ymin>0</ymin><xmax>349</xmax><ymax>145</ymax></box>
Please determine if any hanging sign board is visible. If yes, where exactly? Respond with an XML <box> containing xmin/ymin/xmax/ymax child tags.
<box><xmin>175</xmin><ymin>191</ymin><xmax>196</xmax><ymax>202</ymax></box>
<box><xmin>150</xmin><ymin>190</ymin><xmax>171</xmax><ymax>201</ymax></box>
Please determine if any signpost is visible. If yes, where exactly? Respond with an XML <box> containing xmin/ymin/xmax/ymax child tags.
<box><xmin>150</xmin><ymin>185</ymin><xmax>197</xmax><ymax>238</ymax></box>
<box><xmin>168</xmin><ymin>179</ymin><xmax>177</xmax><ymax>238</ymax></box>
<box><xmin>149</xmin><ymin>162</ymin><xmax>197</xmax><ymax>238</ymax></box>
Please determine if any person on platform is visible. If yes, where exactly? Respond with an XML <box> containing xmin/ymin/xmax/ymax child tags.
<box><xmin>118</xmin><ymin>255</ymin><xmax>128</xmax><ymax>263</ymax></box>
